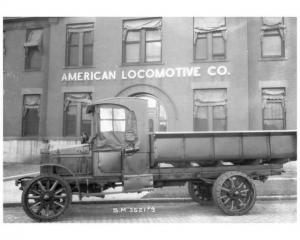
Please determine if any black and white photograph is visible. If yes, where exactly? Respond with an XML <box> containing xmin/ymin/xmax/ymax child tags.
<box><xmin>0</xmin><ymin>1</ymin><xmax>298</xmax><ymax>239</ymax></box>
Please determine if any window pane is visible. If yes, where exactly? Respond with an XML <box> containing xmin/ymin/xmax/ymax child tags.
<box><xmin>213</xmin><ymin>119</ymin><xmax>226</xmax><ymax>131</ymax></box>
<box><xmin>100</xmin><ymin>108</ymin><xmax>113</xmax><ymax>119</ymax></box>
<box><xmin>68</xmin><ymin>46</ymin><xmax>79</xmax><ymax>66</ymax></box>
<box><xmin>83</xmin><ymin>31</ymin><xmax>93</xmax><ymax>45</ymax></box>
<box><xmin>114</xmin><ymin>108</ymin><xmax>125</xmax><ymax>119</ymax></box>
<box><xmin>263</xmin><ymin>34</ymin><xmax>282</xmax><ymax>56</ymax></box>
<box><xmin>68</xmin><ymin>32</ymin><xmax>79</xmax><ymax>45</ymax></box>
<box><xmin>27</xmin><ymin>47</ymin><xmax>42</xmax><ymax>69</ymax></box>
<box><xmin>212</xmin><ymin>35</ymin><xmax>225</xmax><ymax>56</ymax></box>
<box><xmin>195</xmin><ymin>37</ymin><xmax>207</xmax><ymax>59</ymax></box>
<box><xmin>264</xmin><ymin>120</ymin><xmax>284</xmax><ymax>130</ymax></box>
<box><xmin>264</xmin><ymin>102</ymin><xmax>284</xmax><ymax>119</ymax></box>
<box><xmin>159</xmin><ymin>105</ymin><xmax>167</xmax><ymax>120</ymax></box>
<box><xmin>23</xmin><ymin>108</ymin><xmax>39</xmax><ymax>136</ymax></box>
<box><xmin>126</xmin><ymin>31</ymin><xmax>140</xmax><ymax>41</ymax></box>
<box><xmin>194</xmin><ymin>107</ymin><xmax>208</xmax><ymax>119</ymax></box>
<box><xmin>194</xmin><ymin>118</ymin><xmax>208</xmax><ymax>131</ymax></box>
<box><xmin>65</xmin><ymin>105</ymin><xmax>77</xmax><ymax>136</ymax></box>
<box><xmin>213</xmin><ymin>106</ymin><xmax>226</xmax><ymax>119</ymax></box>
<box><xmin>194</xmin><ymin>106</ymin><xmax>208</xmax><ymax>131</ymax></box>
<box><xmin>82</xmin><ymin>105</ymin><xmax>91</xmax><ymax>121</ymax></box>
<box><xmin>100</xmin><ymin>120</ymin><xmax>113</xmax><ymax>132</ymax></box>
<box><xmin>114</xmin><ymin>120</ymin><xmax>125</xmax><ymax>132</ymax></box>
<box><xmin>125</xmin><ymin>43</ymin><xmax>140</xmax><ymax>63</ymax></box>
<box><xmin>146</xmin><ymin>42</ymin><xmax>161</xmax><ymax>62</ymax></box>
<box><xmin>82</xmin><ymin>120</ymin><xmax>91</xmax><ymax>136</ymax></box>
<box><xmin>146</xmin><ymin>30</ymin><xmax>161</xmax><ymax>41</ymax></box>
<box><xmin>83</xmin><ymin>45</ymin><xmax>93</xmax><ymax>66</ymax></box>
<box><xmin>81</xmin><ymin>105</ymin><xmax>91</xmax><ymax>136</ymax></box>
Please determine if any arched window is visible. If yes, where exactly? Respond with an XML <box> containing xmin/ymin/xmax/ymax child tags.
<box><xmin>132</xmin><ymin>94</ymin><xmax>167</xmax><ymax>132</ymax></box>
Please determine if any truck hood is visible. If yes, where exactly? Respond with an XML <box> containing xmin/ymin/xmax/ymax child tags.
<box><xmin>48</xmin><ymin>144</ymin><xmax>90</xmax><ymax>155</ymax></box>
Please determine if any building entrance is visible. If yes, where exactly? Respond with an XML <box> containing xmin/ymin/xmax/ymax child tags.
<box><xmin>131</xmin><ymin>94</ymin><xmax>167</xmax><ymax>132</ymax></box>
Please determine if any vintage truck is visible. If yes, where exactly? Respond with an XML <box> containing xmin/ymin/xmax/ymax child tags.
<box><xmin>16</xmin><ymin>97</ymin><xmax>297</xmax><ymax>221</ymax></box>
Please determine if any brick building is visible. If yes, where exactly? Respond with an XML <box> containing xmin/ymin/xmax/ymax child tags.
<box><xmin>3</xmin><ymin>17</ymin><xmax>297</xmax><ymax>163</ymax></box>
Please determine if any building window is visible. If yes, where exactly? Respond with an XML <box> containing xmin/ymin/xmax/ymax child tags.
<box><xmin>194</xmin><ymin>17</ymin><xmax>226</xmax><ymax>61</ymax></box>
<box><xmin>66</xmin><ymin>23</ymin><xmax>94</xmax><ymax>67</ymax></box>
<box><xmin>261</xmin><ymin>17</ymin><xmax>285</xmax><ymax>58</ymax></box>
<box><xmin>262</xmin><ymin>88</ymin><xmax>286</xmax><ymax>130</ymax></box>
<box><xmin>123</xmin><ymin>18</ymin><xmax>162</xmax><ymax>65</ymax></box>
<box><xmin>22</xmin><ymin>94</ymin><xmax>41</xmax><ymax>136</ymax></box>
<box><xmin>132</xmin><ymin>94</ymin><xmax>167</xmax><ymax>132</ymax></box>
<box><xmin>194</xmin><ymin>89</ymin><xmax>227</xmax><ymax>131</ymax></box>
<box><xmin>63</xmin><ymin>93</ymin><xmax>92</xmax><ymax>137</ymax></box>
<box><xmin>24</xmin><ymin>29</ymin><xmax>43</xmax><ymax>70</ymax></box>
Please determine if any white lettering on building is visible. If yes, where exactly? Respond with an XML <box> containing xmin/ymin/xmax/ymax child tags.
<box><xmin>207</xmin><ymin>66</ymin><xmax>230</xmax><ymax>76</ymax></box>
<box><xmin>61</xmin><ymin>66</ymin><xmax>230</xmax><ymax>81</ymax></box>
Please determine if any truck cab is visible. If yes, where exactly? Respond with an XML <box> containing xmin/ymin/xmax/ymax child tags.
<box><xmin>88</xmin><ymin>97</ymin><xmax>152</xmax><ymax>185</ymax></box>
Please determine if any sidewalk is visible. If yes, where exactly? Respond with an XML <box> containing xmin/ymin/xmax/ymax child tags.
<box><xmin>3</xmin><ymin>162</ymin><xmax>297</xmax><ymax>205</ymax></box>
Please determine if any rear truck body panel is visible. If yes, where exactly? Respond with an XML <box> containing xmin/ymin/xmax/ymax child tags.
<box><xmin>151</xmin><ymin>130</ymin><xmax>296</xmax><ymax>165</ymax></box>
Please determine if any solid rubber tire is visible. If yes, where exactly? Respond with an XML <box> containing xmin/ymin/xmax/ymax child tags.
<box><xmin>22</xmin><ymin>174</ymin><xmax>72</xmax><ymax>222</ymax></box>
<box><xmin>212</xmin><ymin>171</ymin><xmax>256</xmax><ymax>216</ymax></box>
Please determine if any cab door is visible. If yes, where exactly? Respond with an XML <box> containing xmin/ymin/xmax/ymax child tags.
<box><xmin>92</xmin><ymin>104</ymin><xmax>138</xmax><ymax>175</ymax></box>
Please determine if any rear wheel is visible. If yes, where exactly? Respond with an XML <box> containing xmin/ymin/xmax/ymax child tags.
<box><xmin>22</xmin><ymin>174</ymin><xmax>72</xmax><ymax>222</ymax></box>
<box><xmin>212</xmin><ymin>171</ymin><xmax>256</xmax><ymax>216</ymax></box>
<box><xmin>188</xmin><ymin>181</ymin><xmax>212</xmax><ymax>205</ymax></box>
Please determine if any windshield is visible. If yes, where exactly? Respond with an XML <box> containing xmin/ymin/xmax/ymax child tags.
<box><xmin>95</xmin><ymin>104</ymin><xmax>138</xmax><ymax>150</ymax></box>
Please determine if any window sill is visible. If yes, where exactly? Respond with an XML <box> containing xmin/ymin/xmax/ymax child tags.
<box><xmin>3</xmin><ymin>136</ymin><xmax>81</xmax><ymax>141</ymax></box>
<box><xmin>61</xmin><ymin>136</ymin><xmax>82</xmax><ymax>140</ymax></box>
<box><xmin>259</xmin><ymin>57</ymin><xmax>288</xmax><ymax>62</ymax></box>
<box><xmin>192</xmin><ymin>59</ymin><xmax>229</xmax><ymax>63</ymax></box>
<box><xmin>63</xmin><ymin>66</ymin><xmax>96</xmax><ymax>70</ymax></box>
<box><xmin>121</xmin><ymin>62</ymin><xmax>164</xmax><ymax>67</ymax></box>
<box><xmin>10</xmin><ymin>136</ymin><xmax>45</xmax><ymax>141</ymax></box>
<box><xmin>24</xmin><ymin>69</ymin><xmax>42</xmax><ymax>72</ymax></box>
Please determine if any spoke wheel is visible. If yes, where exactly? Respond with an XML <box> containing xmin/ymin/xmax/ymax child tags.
<box><xmin>22</xmin><ymin>174</ymin><xmax>72</xmax><ymax>222</ymax></box>
<box><xmin>188</xmin><ymin>181</ymin><xmax>212</xmax><ymax>205</ymax></box>
<box><xmin>212</xmin><ymin>171</ymin><xmax>256</xmax><ymax>216</ymax></box>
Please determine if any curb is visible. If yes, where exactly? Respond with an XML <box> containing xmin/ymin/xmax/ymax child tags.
<box><xmin>3</xmin><ymin>195</ymin><xmax>297</xmax><ymax>208</ymax></box>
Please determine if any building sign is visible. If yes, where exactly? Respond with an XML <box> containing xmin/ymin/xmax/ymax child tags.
<box><xmin>61</xmin><ymin>65</ymin><xmax>230</xmax><ymax>82</ymax></box>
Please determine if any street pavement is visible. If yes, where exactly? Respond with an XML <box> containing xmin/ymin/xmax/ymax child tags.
<box><xmin>3</xmin><ymin>199</ymin><xmax>297</xmax><ymax>223</ymax></box>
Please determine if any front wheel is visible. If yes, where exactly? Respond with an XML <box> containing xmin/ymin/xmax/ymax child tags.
<box><xmin>22</xmin><ymin>174</ymin><xmax>72</xmax><ymax>222</ymax></box>
<box><xmin>212</xmin><ymin>171</ymin><xmax>256</xmax><ymax>216</ymax></box>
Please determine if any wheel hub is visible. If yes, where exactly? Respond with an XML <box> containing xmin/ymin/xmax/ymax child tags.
<box><xmin>229</xmin><ymin>190</ymin><xmax>241</xmax><ymax>199</ymax></box>
<box><xmin>42</xmin><ymin>192</ymin><xmax>53</xmax><ymax>201</ymax></box>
